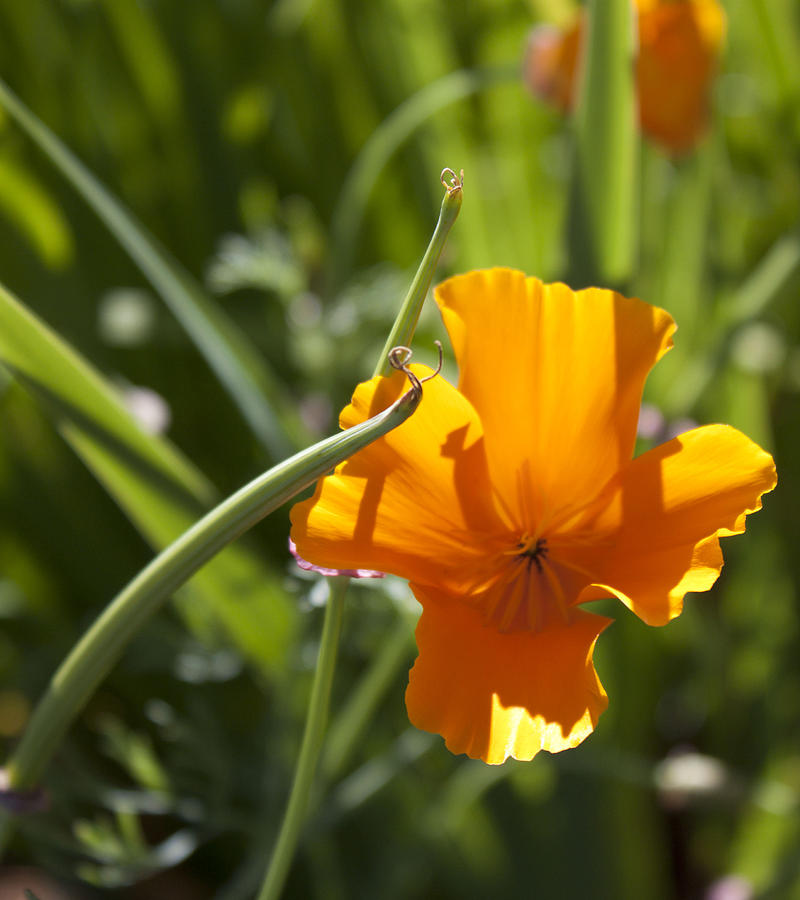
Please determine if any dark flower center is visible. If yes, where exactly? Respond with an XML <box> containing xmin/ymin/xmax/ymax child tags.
<box><xmin>516</xmin><ymin>537</ymin><xmax>548</xmax><ymax>574</ymax></box>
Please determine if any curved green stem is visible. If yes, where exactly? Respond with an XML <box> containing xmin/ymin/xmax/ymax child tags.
<box><xmin>255</xmin><ymin>578</ymin><xmax>347</xmax><ymax>900</ymax></box>
<box><xmin>2</xmin><ymin>383</ymin><xmax>420</xmax><ymax>794</ymax></box>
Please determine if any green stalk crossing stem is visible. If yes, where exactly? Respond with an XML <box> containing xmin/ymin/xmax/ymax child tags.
<box><xmin>3</xmin><ymin>385</ymin><xmax>421</xmax><ymax>794</ymax></box>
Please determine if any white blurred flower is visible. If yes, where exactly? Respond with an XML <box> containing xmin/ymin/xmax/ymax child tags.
<box><xmin>731</xmin><ymin>322</ymin><xmax>786</xmax><ymax>374</ymax></box>
<box><xmin>654</xmin><ymin>750</ymin><xmax>729</xmax><ymax>807</ymax></box>
<box><xmin>122</xmin><ymin>385</ymin><xmax>171</xmax><ymax>435</ymax></box>
<box><xmin>98</xmin><ymin>288</ymin><xmax>156</xmax><ymax>346</ymax></box>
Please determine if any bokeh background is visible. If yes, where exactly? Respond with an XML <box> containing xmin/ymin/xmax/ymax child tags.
<box><xmin>0</xmin><ymin>0</ymin><xmax>799</xmax><ymax>897</ymax></box>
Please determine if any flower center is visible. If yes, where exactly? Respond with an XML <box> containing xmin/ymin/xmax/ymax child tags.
<box><xmin>475</xmin><ymin>531</ymin><xmax>573</xmax><ymax>633</ymax></box>
<box><xmin>515</xmin><ymin>536</ymin><xmax>548</xmax><ymax>573</ymax></box>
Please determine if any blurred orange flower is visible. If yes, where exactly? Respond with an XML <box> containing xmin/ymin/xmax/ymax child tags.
<box><xmin>525</xmin><ymin>0</ymin><xmax>726</xmax><ymax>153</ymax></box>
<box><xmin>290</xmin><ymin>269</ymin><xmax>776</xmax><ymax>764</ymax></box>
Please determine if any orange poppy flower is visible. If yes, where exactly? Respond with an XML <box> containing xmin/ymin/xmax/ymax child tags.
<box><xmin>525</xmin><ymin>0</ymin><xmax>726</xmax><ymax>154</ymax></box>
<box><xmin>290</xmin><ymin>269</ymin><xmax>776</xmax><ymax>764</ymax></box>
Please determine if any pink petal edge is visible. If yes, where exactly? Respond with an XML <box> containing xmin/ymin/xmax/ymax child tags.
<box><xmin>288</xmin><ymin>538</ymin><xmax>385</xmax><ymax>579</ymax></box>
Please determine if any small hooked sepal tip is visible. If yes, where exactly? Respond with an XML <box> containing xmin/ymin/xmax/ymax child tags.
<box><xmin>388</xmin><ymin>341</ymin><xmax>443</xmax><ymax>406</ymax></box>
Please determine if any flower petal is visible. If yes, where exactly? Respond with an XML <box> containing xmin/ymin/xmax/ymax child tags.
<box><xmin>523</xmin><ymin>23</ymin><xmax>582</xmax><ymax>111</ymax></box>
<box><xmin>290</xmin><ymin>366</ymin><xmax>509</xmax><ymax>593</ymax></box>
<box><xmin>637</xmin><ymin>0</ymin><xmax>726</xmax><ymax>153</ymax></box>
<box><xmin>573</xmin><ymin>424</ymin><xmax>777</xmax><ymax>625</ymax></box>
<box><xmin>434</xmin><ymin>269</ymin><xmax>675</xmax><ymax>529</ymax></box>
<box><xmin>405</xmin><ymin>587</ymin><xmax>611</xmax><ymax>764</ymax></box>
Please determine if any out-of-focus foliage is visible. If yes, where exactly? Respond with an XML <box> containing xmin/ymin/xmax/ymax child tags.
<box><xmin>0</xmin><ymin>0</ymin><xmax>798</xmax><ymax>897</ymax></box>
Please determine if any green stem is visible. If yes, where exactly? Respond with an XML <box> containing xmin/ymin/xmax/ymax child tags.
<box><xmin>2</xmin><ymin>384</ymin><xmax>420</xmax><ymax>794</ymax></box>
<box><xmin>255</xmin><ymin>578</ymin><xmax>346</xmax><ymax>900</ymax></box>
<box><xmin>255</xmin><ymin>170</ymin><xmax>463</xmax><ymax>898</ymax></box>
<box><xmin>373</xmin><ymin>170</ymin><xmax>463</xmax><ymax>378</ymax></box>
<box><xmin>567</xmin><ymin>0</ymin><xmax>637</xmax><ymax>287</ymax></box>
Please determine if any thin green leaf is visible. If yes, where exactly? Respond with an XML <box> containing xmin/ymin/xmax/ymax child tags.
<box><xmin>0</xmin><ymin>153</ymin><xmax>74</xmax><ymax>268</ymax></box>
<box><xmin>651</xmin><ymin>144</ymin><xmax>715</xmax><ymax>330</ymax></box>
<box><xmin>0</xmin><ymin>76</ymin><xmax>303</xmax><ymax>459</ymax></box>
<box><xmin>322</xmin><ymin>616</ymin><xmax>415</xmax><ymax>783</ymax></box>
<box><xmin>746</xmin><ymin>0</ymin><xmax>800</xmax><ymax>104</ymax></box>
<box><xmin>0</xmin><ymin>280</ymin><xmax>295</xmax><ymax>676</ymax></box>
<box><xmin>661</xmin><ymin>232</ymin><xmax>800</xmax><ymax>415</ymax></box>
<box><xmin>326</xmin><ymin>66</ymin><xmax>513</xmax><ymax>293</ymax></box>
<box><xmin>5</xmin><ymin>376</ymin><xmax>422</xmax><ymax>791</ymax></box>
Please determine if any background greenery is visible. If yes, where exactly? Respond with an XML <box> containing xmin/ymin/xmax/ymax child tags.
<box><xmin>0</xmin><ymin>0</ymin><xmax>798</xmax><ymax>897</ymax></box>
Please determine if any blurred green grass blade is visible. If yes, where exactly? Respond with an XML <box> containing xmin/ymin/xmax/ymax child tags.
<box><xmin>0</xmin><ymin>283</ymin><xmax>211</xmax><ymax>504</ymax></box>
<box><xmin>638</xmin><ymin>142</ymin><xmax>715</xmax><ymax>407</ymax></box>
<box><xmin>718</xmin><ymin>368</ymin><xmax>774</xmax><ymax>450</ymax></box>
<box><xmin>5</xmin><ymin>386</ymin><xmax>421</xmax><ymax>792</ymax></box>
<box><xmin>0</xmin><ymin>153</ymin><xmax>74</xmax><ymax>268</ymax></box>
<box><xmin>661</xmin><ymin>232</ymin><xmax>800</xmax><ymax>416</ymax></box>
<box><xmin>726</xmin><ymin>232</ymin><xmax>800</xmax><ymax>325</ymax></box>
<box><xmin>319</xmin><ymin>730</ymin><xmax>435</xmax><ymax>829</ymax></box>
<box><xmin>651</xmin><ymin>144</ymin><xmax>714</xmax><ymax>329</ymax></box>
<box><xmin>0</xmin><ymin>281</ymin><xmax>295</xmax><ymax>676</ymax></box>
<box><xmin>327</xmin><ymin>66</ymin><xmax>514</xmax><ymax>293</ymax></box>
<box><xmin>568</xmin><ymin>0</ymin><xmax>637</xmax><ymax>286</ymax></box>
<box><xmin>746</xmin><ymin>0</ymin><xmax>800</xmax><ymax>103</ymax></box>
<box><xmin>322</xmin><ymin>616</ymin><xmax>415</xmax><ymax>782</ymax></box>
<box><xmin>0</xmin><ymin>76</ymin><xmax>301</xmax><ymax>459</ymax></box>
<box><xmin>98</xmin><ymin>0</ymin><xmax>181</xmax><ymax>126</ymax></box>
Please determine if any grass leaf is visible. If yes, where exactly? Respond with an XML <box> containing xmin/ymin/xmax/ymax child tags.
<box><xmin>0</xmin><ymin>76</ymin><xmax>303</xmax><ymax>460</ymax></box>
<box><xmin>568</xmin><ymin>0</ymin><xmax>637</xmax><ymax>286</ymax></box>
<box><xmin>0</xmin><ymin>280</ymin><xmax>295</xmax><ymax>676</ymax></box>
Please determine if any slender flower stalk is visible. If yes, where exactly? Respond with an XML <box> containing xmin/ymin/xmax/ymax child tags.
<box><xmin>255</xmin><ymin>578</ymin><xmax>347</xmax><ymax>900</ymax></box>
<box><xmin>256</xmin><ymin>169</ymin><xmax>462</xmax><ymax>899</ymax></box>
<box><xmin>374</xmin><ymin>169</ymin><xmax>463</xmax><ymax>377</ymax></box>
